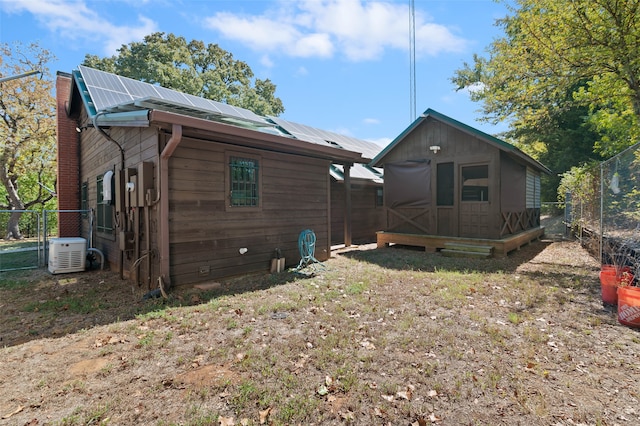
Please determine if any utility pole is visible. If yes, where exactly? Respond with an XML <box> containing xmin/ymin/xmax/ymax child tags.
<box><xmin>409</xmin><ymin>0</ymin><xmax>416</xmax><ymax>122</ymax></box>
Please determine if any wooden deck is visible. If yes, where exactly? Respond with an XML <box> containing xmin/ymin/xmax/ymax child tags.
<box><xmin>376</xmin><ymin>227</ymin><xmax>545</xmax><ymax>257</ymax></box>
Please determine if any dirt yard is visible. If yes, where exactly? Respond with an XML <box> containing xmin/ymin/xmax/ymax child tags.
<box><xmin>1</xmin><ymin>218</ymin><xmax>639</xmax><ymax>425</ymax></box>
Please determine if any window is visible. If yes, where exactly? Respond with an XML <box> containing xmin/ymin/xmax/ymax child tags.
<box><xmin>437</xmin><ymin>162</ymin><xmax>454</xmax><ymax>206</ymax></box>
<box><xmin>228</xmin><ymin>155</ymin><xmax>260</xmax><ymax>207</ymax></box>
<box><xmin>375</xmin><ymin>187</ymin><xmax>384</xmax><ymax>207</ymax></box>
<box><xmin>96</xmin><ymin>175</ymin><xmax>114</xmax><ymax>233</ymax></box>
<box><xmin>461</xmin><ymin>165</ymin><xmax>489</xmax><ymax>202</ymax></box>
<box><xmin>526</xmin><ymin>168</ymin><xmax>541</xmax><ymax>208</ymax></box>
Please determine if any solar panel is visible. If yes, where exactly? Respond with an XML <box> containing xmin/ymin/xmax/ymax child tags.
<box><xmin>268</xmin><ymin>116</ymin><xmax>382</xmax><ymax>160</ymax></box>
<box><xmin>77</xmin><ymin>65</ymin><xmax>272</xmax><ymax>127</ymax></box>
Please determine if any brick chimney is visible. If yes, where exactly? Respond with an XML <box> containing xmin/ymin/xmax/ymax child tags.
<box><xmin>56</xmin><ymin>72</ymin><xmax>81</xmax><ymax>237</ymax></box>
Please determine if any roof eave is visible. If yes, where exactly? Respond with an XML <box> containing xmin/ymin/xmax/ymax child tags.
<box><xmin>149</xmin><ymin>109</ymin><xmax>364</xmax><ymax>165</ymax></box>
<box><xmin>371</xmin><ymin>108</ymin><xmax>551</xmax><ymax>174</ymax></box>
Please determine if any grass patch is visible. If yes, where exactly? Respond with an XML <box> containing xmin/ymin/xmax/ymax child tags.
<box><xmin>0</xmin><ymin>277</ymin><xmax>32</xmax><ymax>290</ymax></box>
<box><xmin>3</xmin><ymin>236</ymin><xmax>636</xmax><ymax>426</ymax></box>
<box><xmin>23</xmin><ymin>295</ymin><xmax>105</xmax><ymax>314</ymax></box>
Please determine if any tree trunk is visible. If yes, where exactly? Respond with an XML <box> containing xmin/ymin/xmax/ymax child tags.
<box><xmin>1</xmin><ymin>172</ymin><xmax>26</xmax><ymax>240</ymax></box>
<box><xmin>5</xmin><ymin>211</ymin><xmax>23</xmax><ymax>240</ymax></box>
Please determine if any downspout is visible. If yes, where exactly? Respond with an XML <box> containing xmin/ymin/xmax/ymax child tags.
<box><xmin>158</xmin><ymin>124</ymin><xmax>182</xmax><ymax>293</ymax></box>
<box><xmin>92</xmin><ymin>111</ymin><xmax>126</xmax><ymax>278</ymax></box>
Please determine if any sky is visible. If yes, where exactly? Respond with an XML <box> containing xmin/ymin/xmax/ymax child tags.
<box><xmin>0</xmin><ymin>0</ymin><xmax>510</xmax><ymax>147</ymax></box>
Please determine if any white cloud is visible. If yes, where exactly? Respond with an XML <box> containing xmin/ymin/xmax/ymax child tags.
<box><xmin>295</xmin><ymin>66</ymin><xmax>309</xmax><ymax>76</ymax></box>
<box><xmin>363</xmin><ymin>118</ymin><xmax>380</xmax><ymax>125</ymax></box>
<box><xmin>203</xmin><ymin>0</ymin><xmax>467</xmax><ymax>62</ymax></box>
<box><xmin>445</xmin><ymin>81</ymin><xmax>486</xmax><ymax>104</ymax></box>
<box><xmin>462</xmin><ymin>81</ymin><xmax>486</xmax><ymax>95</ymax></box>
<box><xmin>260</xmin><ymin>54</ymin><xmax>274</xmax><ymax>68</ymax></box>
<box><xmin>2</xmin><ymin>0</ymin><xmax>157</xmax><ymax>55</ymax></box>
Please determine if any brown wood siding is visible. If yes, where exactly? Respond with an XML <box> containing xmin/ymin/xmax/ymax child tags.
<box><xmin>500</xmin><ymin>152</ymin><xmax>526</xmax><ymax>212</ymax></box>
<box><xmin>330</xmin><ymin>180</ymin><xmax>385</xmax><ymax>245</ymax></box>
<box><xmin>380</xmin><ymin>117</ymin><xmax>504</xmax><ymax>239</ymax></box>
<box><xmin>168</xmin><ymin>136</ymin><xmax>331</xmax><ymax>286</ymax></box>
<box><xmin>78</xmin><ymin>113</ymin><xmax>159</xmax><ymax>279</ymax></box>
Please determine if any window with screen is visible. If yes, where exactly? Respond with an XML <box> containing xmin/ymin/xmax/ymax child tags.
<box><xmin>96</xmin><ymin>175</ymin><xmax>114</xmax><ymax>233</ymax></box>
<box><xmin>228</xmin><ymin>155</ymin><xmax>260</xmax><ymax>208</ymax></box>
<box><xmin>461</xmin><ymin>165</ymin><xmax>489</xmax><ymax>202</ymax></box>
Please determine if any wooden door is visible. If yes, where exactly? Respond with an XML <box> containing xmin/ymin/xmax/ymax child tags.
<box><xmin>459</xmin><ymin>164</ymin><xmax>490</xmax><ymax>238</ymax></box>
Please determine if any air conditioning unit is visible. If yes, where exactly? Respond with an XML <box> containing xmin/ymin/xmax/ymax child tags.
<box><xmin>48</xmin><ymin>237</ymin><xmax>87</xmax><ymax>274</ymax></box>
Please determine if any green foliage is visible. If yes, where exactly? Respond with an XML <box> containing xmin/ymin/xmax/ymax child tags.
<box><xmin>0</xmin><ymin>42</ymin><xmax>57</xmax><ymax>238</ymax></box>
<box><xmin>452</xmin><ymin>0</ymin><xmax>640</xmax><ymax>198</ymax></box>
<box><xmin>557</xmin><ymin>162</ymin><xmax>601</xmax><ymax>226</ymax></box>
<box><xmin>83</xmin><ymin>32</ymin><xmax>284</xmax><ymax>116</ymax></box>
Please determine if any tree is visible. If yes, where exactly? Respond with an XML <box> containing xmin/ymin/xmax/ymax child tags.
<box><xmin>452</xmin><ymin>0</ymin><xmax>640</xmax><ymax>199</ymax></box>
<box><xmin>83</xmin><ymin>32</ymin><xmax>285</xmax><ymax>117</ymax></box>
<box><xmin>0</xmin><ymin>42</ymin><xmax>57</xmax><ymax>239</ymax></box>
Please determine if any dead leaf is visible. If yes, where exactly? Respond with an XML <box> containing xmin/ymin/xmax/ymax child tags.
<box><xmin>325</xmin><ymin>375</ymin><xmax>333</xmax><ymax>386</ymax></box>
<box><xmin>429</xmin><ymin>412</ymin><xmax>442</xmax><ymax>423</ymax></box>
<box><xmin>236</xmin><ymin>352</ymin><xmax>247</xmax><ymax>362</ymax></box>
<box><xmin>428</xmin><ymin>389</ymin><xmax>438</xmax><ymax>397</ymax></box>
<box><xmin>219</xmin><ymin>416</ymin><xmax>235</xmax><ymax>426</ymax></box>
<box><xmin>381</xmin><ymin>394</ymin><xmax>394</xmax><ymax>402</ymax></box>
<box><xmin>397</xmin><ymin>384</ymin><xmax>415</xmax><ymax>400</ymax></box>
<box><xmin>259</xmin><ymin>407</ymin><xmax>272</xmax><ymax>424</ymax></box>
<box><xmin>2</xmin><ymin>405</ymin><xmax>24</xmax><ymax>419</ymax></box>
<box><xmin>240</xmin><ymin>419</ymin><xmax>249</xmax><ymax>426</ymax></box>
<box><xmin>359</xmin><ymin>339</ymin><xmax>376</xmax><ymax>350</ymax></box>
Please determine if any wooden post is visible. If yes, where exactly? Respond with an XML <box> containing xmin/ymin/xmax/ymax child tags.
<box><xmin>344</xmin><ymin>164</ymin><xmax>352</xmax><ymax>247</ymax></box>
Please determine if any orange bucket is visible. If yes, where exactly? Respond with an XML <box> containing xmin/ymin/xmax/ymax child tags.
<box><xmin>599</xmin><ymin>267</ymin><xmax>633</xmax><ymax>305</ymax></box>
<box><xmin>618</xmin><ymin>286</ymin><xmax>640</xmax><ymax>328</ymax></box>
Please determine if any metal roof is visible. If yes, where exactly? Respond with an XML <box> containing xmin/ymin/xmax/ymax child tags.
<box><xmin>330</xmin><ymin>164</ymin><xmax>383</xmax><ymax>183</ymax></box>
<box><xmin>269</xmin><ymin>116</ymin><xmax>383</xmax><ymax>161</ymax></box>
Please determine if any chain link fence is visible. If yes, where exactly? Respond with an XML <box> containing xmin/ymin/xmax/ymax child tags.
<box><xmin>565</xmin><ymin>142</ymin><xmax>640</xmax><ymax>274</ymax></box>
<box><xmin>600</xmin><ymin>143</ymin><xmax>640</xmax><ymax>272</ymax></box>
<box><xmin>0</xmin><ymin>209</ymin><xmax>89</xmax><ymax>272</ymax></box>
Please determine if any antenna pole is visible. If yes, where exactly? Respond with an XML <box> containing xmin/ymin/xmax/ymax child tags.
<box><xmin>409</xmin><ymin>0</ymin><xmax>416</xmax><ymax>122</ymax></box>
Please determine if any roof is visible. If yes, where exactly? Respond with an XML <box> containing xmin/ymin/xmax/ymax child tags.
<box><xmin>269</xmin><ymin>116</ymin><xmax>383</xmax><ymax>162</ymax></box>
<box><xmin>268</xmin><ymin>116</ymin><xmax>384</xmax><ymax>182</ymax></box>
<box><xmin>370</xmin><ymin>108</ymin><xmax>552</xmax><ymax>174</ymax></box>
<box><xmin>68</xmin><ymin>66</ymin><xmax>365</xmax><ymax>165</ymax></box>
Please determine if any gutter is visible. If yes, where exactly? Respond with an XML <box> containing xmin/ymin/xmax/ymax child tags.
<box><xmin>158</xmin><ymin>124</ymin><xmax>182</xmax><ymax>292</ymax></box>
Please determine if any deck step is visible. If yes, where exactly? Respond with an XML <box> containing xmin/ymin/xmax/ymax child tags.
<box><xmin>443</xmin><ymin>242</ymin><xmax>493</xmax><ymax>253</ymax></box>
<box><xmin>441</xmin><ymin>243</ymin><xmax>493</xmax><ymax>258</ymax></box>
<box><xmin>440</xmin><ymin>249</ymin><xmax>493</xmax><ymax>259</ymax></box>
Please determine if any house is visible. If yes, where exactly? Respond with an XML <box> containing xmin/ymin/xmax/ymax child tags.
<box><xmin>267</xmin><ymin>117</ymin><xmax>385</xmax><ymax>246</ymax></box>
<box><xmin>56</xmin><ymin>66</ymin><xmax>367</xmax><ymax>288</ymax></box>
<box><xmin>371</xmin><ymin>109</ymin><xmax>551</xmax><ymax>256</ymax></box>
